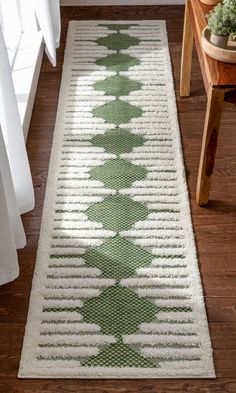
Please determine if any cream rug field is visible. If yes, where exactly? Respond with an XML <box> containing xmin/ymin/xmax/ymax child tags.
<box><xmin>19</xmin><ymin>20</ymin><xmax>215</xmax><ymax>378</ymax></box>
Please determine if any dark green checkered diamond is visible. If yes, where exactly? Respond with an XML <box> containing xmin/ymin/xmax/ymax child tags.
<box><xmin>96</xmin><ymin>53</ymin><xmax>140</xmax><ymax>72</ymax></box>
<box><xmin>91</xmin><ymin>128</ymin><xmax>145</xmax><ymax>155</ymax></box>
<box><xmin>86</xmin><ymin>195</ymin><xmax>149</xmax><ymax>232</ymax></box>
<box><xmin>94</xmin><ymin>75</ymin><xmax>142</xmax><ymax>97</ymax></box>
<box><xmin>83</xmin><ymin>235</ymin><xmax>152</xmax><ymax>279</ymax></box>
<box><xmin>90</xmin><ymin>158</ymin><xmax>147</xmax><ymax>190</ymax></box>
<box><xmin>96</xmin><ymin>32</ymin><xmax>140</xmax><ymax>51</ymax></box>
<box><xmin>92</xmin><ymin>99</ymin><xmax>143</xmax><ymax>125</ymax></box>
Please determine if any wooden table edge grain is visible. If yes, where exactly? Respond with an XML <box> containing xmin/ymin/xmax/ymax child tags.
<box><xmin>180</xmin><ymin>0</ymin><xmax>236</xmax><ymax>206</ymax></box>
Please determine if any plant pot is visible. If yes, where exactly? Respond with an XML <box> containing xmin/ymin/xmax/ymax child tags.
<box><xmin>210</xmin><ymin>32</ymin><xmax>229</xmax><ymax>48</ymax></box>
<box><xmin>228</xmin><ymin>34</ymin><xmax>236</xmax><ymax>50</ymax></box>
<box><xmin>229</xmin><ymin>34</ymin><xmax>236</xmax><ymax>42</ymax></box>
<box><xmin>200</xmin><ymin>0</ymin><xmax>222</xmax><ymax>5</ymax></box>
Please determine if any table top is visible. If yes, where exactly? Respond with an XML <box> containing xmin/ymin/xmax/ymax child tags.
<box><xmin>188</xmin><ymin>0</ymin><xmax>236</xmax><ymax>87</ymax></box>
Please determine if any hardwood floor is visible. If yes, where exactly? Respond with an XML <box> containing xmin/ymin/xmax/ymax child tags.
<box><xmin>0</xmin><ymin>6</ymin><xmax>236</xmax><ymax>392</ymax></box>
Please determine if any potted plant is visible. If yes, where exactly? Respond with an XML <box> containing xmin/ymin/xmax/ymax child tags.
<box><xmin>207</xmin><ymin>3</ymin><xmax>232</xmax><ymax>48</ymax></box>
<box><xmin>223</xmin><ymin>0</ymin><xmax>236</xmax><ymax>10</ymax></box>
<box><xmin>223</xmin><ymin>0</ymin><xmax>236</xmax><ymax>40</ymax></box>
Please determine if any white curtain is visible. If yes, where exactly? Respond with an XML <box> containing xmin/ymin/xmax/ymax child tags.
<box><xmin>0</xmin><ymin>26</ymin><xmax>34</xmax><ymax>286</ymax></box>
<box><xmin>0</xmin><ymin>27</ymin><xmax>35</xmax><ymax>214</ymax></box>
<box><xmin>34</xmin><ymin>0</ymin><xmax>61</xmax><ymax>67</ymax></box>
<box><xmin>0</xmin><ymin>1</ymin><xmax>61</xmax><ymax>286</ymax></box>
<box><xmin>0</xmin><ymin>125</ymin><xmax>23</xmax><ymax>286</ymax></box>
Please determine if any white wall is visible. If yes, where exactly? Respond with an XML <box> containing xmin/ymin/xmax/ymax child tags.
<box><xmin>61</xmin><ymin>1</ymin><xmax>184</xmax><ymax>5</ymax></box>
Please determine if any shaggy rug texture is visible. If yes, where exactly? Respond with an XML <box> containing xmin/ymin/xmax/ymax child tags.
<box><xmin>19</xmin><ymin>21</ymin><xmax>215</xmax><ymax>378</ymax></box>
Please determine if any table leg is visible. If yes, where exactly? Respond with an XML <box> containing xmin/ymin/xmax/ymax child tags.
<box><xmin>196</xmin><ymin>87</ymin><xmax>225</xmax><ymax>206</ymax></box>
<box><xmin>180</xmin><ymin>1</ymin><xmax>193</xmax><ymax>97</ymax></box>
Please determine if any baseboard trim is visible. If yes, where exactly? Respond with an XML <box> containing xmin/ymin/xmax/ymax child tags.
<box><xmin>61</xmin><ymin>1</ymin><xmax>184</xmax><ymax>5</ymax></box>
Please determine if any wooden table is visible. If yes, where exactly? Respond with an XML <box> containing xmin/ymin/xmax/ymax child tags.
<box><xmin>180</xmin><ymin>0</ymin><xmax>236</xmax><ymax>206</ymax></box>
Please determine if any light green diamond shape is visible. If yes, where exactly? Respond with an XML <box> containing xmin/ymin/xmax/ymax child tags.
<box><xmin>96</xmin><ymin>53</ymin><xmax>140</xmax><ymax>72</ymax></box>
<box><xmin>81</xmin><ymin>285</ymin><xmax>157</xmax><ymax>335</ymax></box>
<box><xmin>92</xmin><ymin>99</ymin><xmax>143</xmax><ymax>125</ymax></box>
<box><xmin>86</xmin><ymin>194</ymin><xmax>149</xmax><ymax>232</ymax></box>
<box><xmin>96</xmin><ymin>32</ymin><xmax>140</xmax><ymax>50</ymax></box>
<box><xmin>83</xmin><ymin>235</ymin><xmax>153</xmax><ymax>280</ymax></box>
<box><xmin>91</xmin><ymin>128</ymin><xmax>145</xmax><ymax>155</ymax></box>
<box><xmin>82</xmin><ymin>339</ymin><xmax>157</xmax><ymax>368</ymax></box>
<box><xmin>94</xmin><ymin>75</ymin><xmax>142</xmax><ymax>97</ymax></box>
<box><xmin>89</xmin><ymin>158</ymin><xmax>147</xmax><ymax>190</ymax></box>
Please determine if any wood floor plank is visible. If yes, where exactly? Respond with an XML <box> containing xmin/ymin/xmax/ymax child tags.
<box><xmin>0</xmin><ymin>379</ymin><xmax>236</xmax><ymax>393</ymax></box>
<box><xmin>0</xmin><ymin>5</ymin><xmax>235</xmax><ymax>391</ymax></box>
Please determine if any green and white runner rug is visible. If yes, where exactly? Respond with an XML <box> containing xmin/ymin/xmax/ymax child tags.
<box><xmin>19</xmin><ymin>21</ymin><xmax>215</xmax><ymax>378</ymax></box>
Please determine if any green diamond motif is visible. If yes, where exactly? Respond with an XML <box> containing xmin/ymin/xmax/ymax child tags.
<box><xmin>94</xmin><ymin>75</ymin><xmax>142</xmax><ymax>97</ymax></box>
<box><xmin>86</xmin><ymin>195</ymin><xmax>149</xmax><ymax>232</ymax></box>
<box><xmin>91</xmin><ymin>128</ymin><xmax>145</xmax><ymax>155</ymax></box>
<box><xmin>84</xmin><ymin>235</ymin><xmax>153</xmax><ymax>279</ymax></box>
<box><xmin>81</xmin><ymin>285</ymin><xmax>157</xmax><ymax>335</ymax></box>
<box><xmin>89</xmin><ymin>158</ymin><xmax>147</xmax><ymax>190</ymax></box>
<box><xmin>82</xmin><ymin>339</ymin><xmax>156</xmax><ymax>368</ymax></box>
<box><xmin>92</xmin><ymin>99</ymin><xmax>143</xmax><ymax>125</ymax></box>
<box><xmin>96</xmin><ymin>33</ymin><xmax>140</xmax><ymax>50</ymax></box>
<box><xmin>96</xmin><ymin>53</ymin><xmax>140</xmax><ymax>72</ymax></box>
